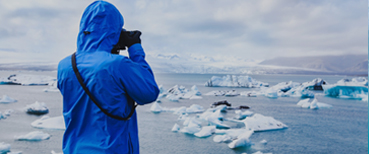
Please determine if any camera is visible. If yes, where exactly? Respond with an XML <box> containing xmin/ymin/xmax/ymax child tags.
<box><xmin>111</xmin><ymin>30</ymin><xmax>140</xmax><ymax>54</ymax></box>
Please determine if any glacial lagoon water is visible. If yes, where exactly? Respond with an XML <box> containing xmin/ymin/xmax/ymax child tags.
<box><xmin>0</xmin><ymin>71</ymin><xmax>367</xmax><ymax>154</ymax></box>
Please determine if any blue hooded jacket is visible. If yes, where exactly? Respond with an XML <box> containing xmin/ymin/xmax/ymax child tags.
<box><xmin>57</xmin><ymin>1</ymin><xmax>159</xmax><ymax>153</ymax></box>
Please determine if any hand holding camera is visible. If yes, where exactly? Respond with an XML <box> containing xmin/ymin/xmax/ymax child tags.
<box><xmin>111</xmin><ymin>30</ymin><xmax>142</xmax><ymax>54</ymax></box>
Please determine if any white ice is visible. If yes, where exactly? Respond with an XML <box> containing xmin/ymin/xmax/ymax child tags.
<box><xmin>194</xmin><ymin>126</ymin><xmax>216</xmax><ymax>138</ymax></box>
<box><xmin>204</xmin><ymin>90</ymin><xmax>226</xmax><ymax>96</ymax></box>
<box><xmin>229</xmin><ymin>113</ymin><xmax>287</xmax><ymax>132</ymax></box>
<box><xmin>225</xmin><ymin>90</ymin><xmax>240</xmax><ymax>97</ymax></box>
<box><xmin>51</xmin><ymin>150</ymin><xmax>63</xmax><ymax>154</ymax></box>
<box><xmin>0</xmin><ymin>74</ymin><xmax>56</xmax><ymax>86</ymax></box>
<box><xmin>25</xmin><ymin>101</ymin><xmax>49</xmax><ymax>114</ymax></box>
<box><xmin>0</xmin><ymin>95</ymin><xmax>17</xmax><ymax>104</ymax></box>
<box><xmin>297</xmin><ymin>98</ymin><xmax>332</xmax><ymax>109</ymax></box>
<box><xmin>31</xmin><ymin>116</ymin><xmax>66</xmax><ymax>130</ymax></box>
<box><xmin>171</xmin><ymin>123</ymin><xmax>180</xmax><ymax>132</ymax></box>
<box><xmin>205</xmin><ymin>75</ymin><xmax>268</xmax><ymax>88</ymax></box>
<box><xmin>150</xmin><ymin>102</ymin><xmax>164</xmax><ymax>113</ymax></box>
<box><xmin>234</xmin><ymin>110</ymin><xmax>254</xmax><ymax>120</ymax></box>
<box><xmin>43</xmin><ymin>81</ymin><xmax>59</xmax><ymax>92</ymax></box>
<box><xmin>15</xmin><ymin>131</ymin><xmax>51</xmax><ymax>141</ymax></box>
<box><xmin>228</xmin><ymin>130</ymin><xmax>254</xmax><ymax>149</ymax></box>
<box><xmin>0</xmin><ymin>142</ymin><xmax>10</xmax><ymax>153</ymax></box>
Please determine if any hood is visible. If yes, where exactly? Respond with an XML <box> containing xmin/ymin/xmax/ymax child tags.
<box><xmin>77</xmin><ymin>1</ymin><xmax>124</xmax><ymax>53</ymax></box>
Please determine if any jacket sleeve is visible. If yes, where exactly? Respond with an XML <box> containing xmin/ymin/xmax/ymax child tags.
<box><xmin>117</xmin><ymin>43</ymin><xmax>160</xmax><ymax>105</ymax></box>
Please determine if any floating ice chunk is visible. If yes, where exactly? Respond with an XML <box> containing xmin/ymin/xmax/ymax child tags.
<box><xmin>25</xmin><ymin>101</ymin><xmax>49</xmax><ymax>115</ymax></box>
<box><xmin>43</xmin><ymin>81</ymin><xmax>59</xmax><ymax>92</ymax></box>
<box><xmin>0</xmin><ymin>74</ymin><xmax>56</xmax><ymax>86</ymax></box>
<box><xmin>8</xmin><ymin>151</ymin><xmax>22</xmax><ymax>154</ymax></box>
<box><xmin>260</xmin><ymin>139</ymin><xmax>267</xmax><ymax>145</ymax></box>
<box><xmin>240</xmin><ymin>91</ymin><xmax>258</xmax><ymax>97</ymax></box>
<box><xmin>205</xmin><ymin>75</ymin><xmax>268</xmax><ymax>88</ymax></box>
<box><xmin>243</xmin><ymin>114</ymin><xmax>287</xmax><ymax>131</ymax></box>
<box><xmin>323</xmin><ymin>84</ymin><xmax>368</xmax><ymax>100</ymax></box>
<box><xmin>305</xmin><ymin>78</ymin><xmax>327</xmax><ymax>90</ymax></box>
<box><xmin>31</xmin><ymin>116</ymin><xmax>65</xmax><ymax>130</ymax></box>
<box><xmin>0</xmin><ymin>95</ymin><xmax>17</xmax><ymax>104</ymax></box>
<box><xmin>173</xmin><ymin>106</ymin><xmax>187</xmax><ymax>115</ymax></box>
<box><xmin>194</xmin><ymin>126</ymin><xmax>216</xmax><ymax>138</ymax></box>
<box><xmin>167</xmin><ymin>85</ymin><xmax>189</xmax><ymax>95</ymax></box>
<box><xmin>264</xmin><ymin>89</ymin><xmax>278</xmax><ymax>98</ymax></box>
<box><xmin>0</xmin><ymin>142</ymin><xmax>10</xmax><ymax>153</ymax></box>
<box><xmin>189</xmin><ymin>95</ymin><xmax>203</xmax><ymax>100</ymax></box>
<box><xmin>4</xmin><ymin>109</ymin><xmax>14</xmax><ymax>116</ymax></box>
<box><xmin>51</xmin><ymin>150</ymin><xmax>63</xmax><ymax>154</ymax></box>
<box><xmin>213</xmin><ymin>134</ymin><xmax>233</xmax><ymax>143</ymax></box>
<box><xmin>208</xmin><ymin>105</ymin><xmax>228</xmax><ymax>112</ymax></box>
<box><xmin>297</xmin><ymin>98</ymin><xmax>332</xmax><ymax>109</ymax></box>
<box><xmin>191</xmin><ymin>85</ymin><xmax>202</xmax><ymax>96</ymax></box>
<box><xmin>207</xmin><ymin>116</ymin><xmax>230</xmax><ymax>129</ymax></box>
<box><xmin>186</xmin><ymin>104</ymin><xmax>204</xmax><ymax>113</ymax></box>
<box><xmin>171</xmin><ymin>123</ymin><xmax>180</xmax><ymax>132</ymax></box>
<box><xmin>180</xmin><ymin>126</ymin><xmax>201</xmax><ymax>134</ymax></box>
<box><xmin>204</xmin><ymin>90</ymin><xmax>226</xmax><ymax>96</ymax></box>
<box><xmin>166</xmin><ymin>94</ymin><xmax>180</xmax><ymax>102</ymax></box>
<box><xmin>235</xmin><ymin>110</ymin><xmax>254</xmax><ymax>120</ymax></box>
<box><xmin>225</xmin><ymin>90</ymin><xmax>240</xmax><ymax>97</ymax></box>
<box><xmin>15</xmin><ymin>131</ymin><xmax>51</xmax><ymax>141</ymax></box>
<box><xmin>228</xmin><ymin>130</ymin><xmax>254</xmax><ymax>149</ymax></box>
<box><xmin>150</xmin><ymin>102</ymin><xmax>163</xmax><ymax>113</ymax></box>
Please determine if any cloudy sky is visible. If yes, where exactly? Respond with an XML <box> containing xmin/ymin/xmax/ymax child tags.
<box><xmin>0</xmin><ymin>0</ymin><xmax>367</xmax><ymax>64</ymax></box>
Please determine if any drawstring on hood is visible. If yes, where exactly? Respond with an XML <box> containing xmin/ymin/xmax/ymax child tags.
<box><xmin>77</xmin><ymin>1</ymin><xmax>124</xmax><ymax>53</ymax></box>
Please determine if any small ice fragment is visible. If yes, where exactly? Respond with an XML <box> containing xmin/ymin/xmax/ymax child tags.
<box><xmin>194</xmin><ymin>126</ymin><xmax>216</xmax><ymax>138</ymax></box>
<box><xmin>0</xmin><ymin>95</ymin><xmax>17</xmax><ymax>104</ymax></box>
<box><xmin>243</xmin><ymin>113</ymin><xmax>287</xmax><ymax>131</ymax></box>
<box><xmin>260</xmin><ymin>139</ymin><xmax>267</xmax><ymax>144</ymax></box>
<box><xmin>213</xmin><ymin>134</ymin><xmax>233</xmax><ymax>143</ymax></box>
<box><xmin>185</xmin><ymin>104</ymin><xmax>204</xmax><ymax>113</ymax></box>
<box><xmin>0</xmin><ymin>142</ymin><xmax>11</xmax><ymax>153</ymax></box>
<box><xmin>15</xmin><ymin>131</ymin><xmax>51</xmax><ymax>141</ymax></box>
<box><xmin>26</xmin><ymin>101</ymin><xmax>49</xmax><ymax>115</ymax></box>
<box><xmin>228</xmin><ymin>130</ymin><xmax>254</xmax><ymax>149</ymax></box>
<box><xmin>150</xmin><ymin>102</ymin><xmax>163</xmax><ymax>113</ymax></box>
<box><xmin>171</xmin><ymin>123</ymin><xmax>180</xmax><ymax>132</ymax></box>
<box><xmin>4</xmin><ymin>109</ymin><xmax>14</xmax><ymax>116</ymax></box>
<box><xmin>31</xmin><ymin>116</ymin><xmax>66</xmax><ymax>130</ymax></box>
<box><xmin>235</xmin><ymin>110</ymin><xmax>254</xmax><ymax>120</ymax></box>
<box><xmin>51</xmin><ymin>150</ymin><xmax>63</xmax><ymax>154</ymax></box>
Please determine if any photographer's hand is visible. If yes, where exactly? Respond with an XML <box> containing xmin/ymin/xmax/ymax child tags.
<box><xmin>123</xmin><ymin>30</ymin><xmax>141</xmax><ymax>47</ymax></box>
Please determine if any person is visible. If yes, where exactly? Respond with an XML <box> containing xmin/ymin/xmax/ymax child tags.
<box><xmin>57</xmin><ymin>1</ymin><xmax>159</xmax><ymax>153</ymax></box>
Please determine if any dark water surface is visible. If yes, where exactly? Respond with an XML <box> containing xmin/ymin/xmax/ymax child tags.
<box><xmin>0</xmin><ymin>71</ymin><xmax>367</xmax><ymax>154</ymax></box>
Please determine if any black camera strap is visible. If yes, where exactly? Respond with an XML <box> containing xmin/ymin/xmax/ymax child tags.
<box><xmin>71</xmin><ymin>52</ymin><xmax>137</xmax><ymax>121</ymax></box>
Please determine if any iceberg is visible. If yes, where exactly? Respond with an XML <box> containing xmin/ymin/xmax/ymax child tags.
<box><xmin>305</xmin><ymin>78</ymin><xmax>327</xmax><ymax>90</ymax></box>
<box><xmin>0</xmin><ymin>95</ymin><xmax>17</xmax><ymax>104</ymax></box>
<box><xmin>234</xmin><ymin>110</ymin><xmax>254</xmax><ymax>120</ymax></box>
<box><xmin>239</xmin><ymin>113</ymin><xmax>288</xmax><ymax>132</ymax></box>
<box><xmin>323</xmin><ymin>84</ymin><xmax>368</xmax><ymax>100</ymax></box>
<box><xmin>166</xmin><ymin>94</ymin><xmax>180</xmax><ymax>102</ymax></box>
<box><xmin>190</xmin><ymin>85</ymin><xmax>202</xmax><ymax>96</ymax></box>
<box><xmin>0</xmin><ymin>142</ymin><xmax>10</xmax><ymax>153</ymax></box>
<box><xmin>0</xmin><ymin>74</ymin><xmax>56</xmax><ymax>86</ymax></box>
<box><xmin>43</xmin><ymin>81</ymin><xmax>59</xmax><ymax>92</ymax></box>
<box><xmin>297</xmin><ymin>98</ymin><xmax>332</xmax><ymax>109</ymax></box>
<box><xmin>15</xmin><ymin>131</ymin><xmax>51</xmax><ymax>141</ymax></box>
<box><xmin>205</xmin><ymin>75</ymin><xmax>268</xmax><ymax>88</ymax></box>
<box><xmin>204</xmin><ymin>90</ymin><xmax>227</xmax><ymax>96</ymax></box>
<box><xmin>228</xmin><ymin>130</ymin><xmax>254</xmax><ymax>149</ymax></box>
<box><xmin>214</xmin><ymin>129</ymin><xmax>252</xmax><ymax>143</ymax></box>
<box><xmin>31</xmin><ymin>116</ymin><xmax>65</xmax><ymax>130</ymax></box>
<box><xmin>240</xmin><ymin>91</ymin><xmax>258</xmax><ymax>97</ymax></box>
<box><xmin>213</xmin><ymin>134</ymin><xmax>233</xmax><ymax>143</ymax></box>
<box><xmin>171</xmin><ymin>123</ymin><xmax>180</xmax><ymax>132</ymax></box>
<box><xmin>225</xmin><ymin>90</ymin><xmax>240</xmax><ymax>97</ymax></box>
<box><xmin>150</xmin><ymin>102</ymin><xmax>164</xmax><ymax>113</ymax></box>
<box><xmin>194</xmin><ymin>126</ymin><xmax>216</xmax><ymax>138</ymax></box>
<box><xmin>185</xmin><ymin>104</ymin><xmax>204</xmax><ymax>113</ymax></box>
<box><xmin>25</xmin><ymin>101</ymin><xmax>49</xmax><ymax>115</ymax></box>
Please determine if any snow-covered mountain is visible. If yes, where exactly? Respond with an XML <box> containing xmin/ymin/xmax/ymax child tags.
<box><xmin>0</xmin><ymin>54</ymin><xmax>366</xmax><ymax>75</ymax></box>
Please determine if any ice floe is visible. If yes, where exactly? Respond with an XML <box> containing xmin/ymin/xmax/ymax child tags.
<box><xmin>0</xmin><ymin>142</ymin><xmax>11</xmax><ymax>153</ymax></box>
<box><xmin>0</xmin><ymin>109</ymin><xmax>14</xmax><ymax>120</ymax></box>
<box><xmin>194</xmin><ymin>126</ymin><xmax>216</xmax><ymax>138</ymax></box>
<box><xmin>31</xmin><ymin>116</ymin><xmax>65</xmax><ymax>130</ymax></box>
<box><xmin>305</xmin><ymin>78</ymin><xmax>327</xmax><ymax>90</ymax></box>
<box><xmin>225</xmin><ymin>90</ymin><xmax>240</xmax><ymax>97</ymax></box>
<box><xmin>205</xmin><ymin>75</ymin><xmax>268</xmax><ymax>88</ymax></box>
<box><xmin>228</xmin><ymin>130</ymin><xmax>254</xmax><ymax>149</ymax></box>
<box><xmin>204</xmin><ymin>90</ymin><xmax>227</xmax><ymax>96</ymax></box>
<box><xmin>171</xmin><ymin>123</ymin><xmax>180</xmax><ymax>132</ymax></box>
<box><xmin>0</xmin><ymin>74</ymin><xmax>56</xmax><ymax>86</ymax></box>
<box><xmin>297</xmin><ymin>98</ymin><xmax>332</xmax><ymax>109</ymax></box>
<box><xmin>43</xmin><ymin>81</ymin><xmax>59</xmax><ymax>92</ymax></box>
<box><xmin>0</xmin><ymin>95</ymin><xmax>17</xmax><ymax>104</ymax></box>
<box><xmin>228</xmin><ymin>114</ymin><xmax>288</xmax><ymax>132</ymax></box>
<box><xmin>234</xmin><ymin>110</ymin><xmax>254</xmax><ymax>120</ymax></box>
<box><xmin>323</xmin><ymin>77</ymin><xmax>368</xmax><ymax>100</ymax></box>
<box><xmin>15</xmin><ymin>131</ymin><xmax>51</xmax><ymax>141</ymax></box>
<box><xmin>25</xmin><ymin>101</ymin><xmax>49</xmax><ymax>115</ymax></box>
